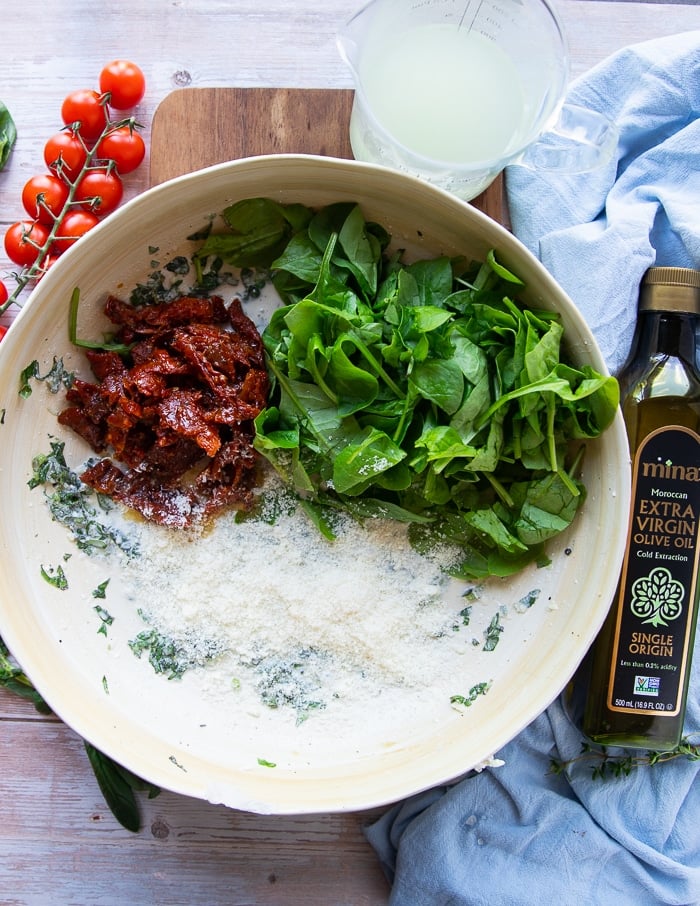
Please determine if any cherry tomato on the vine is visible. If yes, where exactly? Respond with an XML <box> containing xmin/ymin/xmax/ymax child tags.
<box><xmin>0</xmin><ymin>325</ymin><xmax>8</xmax><ymax>342</ymax></box>
<box><xmin>36</xmin><ymin>253</ymin><xmax>61</xmax><ymax>280</ymax></box>
<box><xmin>44</xmin><ymin>131</ymin><xmax>89</xmax><ymax>180</ymax></box>
<box><xmin>61</xmin><ymin>89</ymin><xmax>108</xmax><ymax>142</ymax></box>
<box><xmin>52</xmin><ymin>210</ymin><xmax>100</xmax><ymax>254</ymax></box>
<box><xmin>99</xmin><ymin>60</ymin><xmax>146</xmax><ymax>110</ymax></box>
<box><xmin>0</xmin><ymin>280</ymin><xmax>8</xmax><ymax>307</ymax></box>
<box><xmin>95</xmin><ymin>126</ymin><xmax>146</xmax><ymax>174</ymax></box>
<box><xmin>4</xmin><ymin>221</ymin><xmax>51</xmax><ymax>268</ymax></box>
<box><xmin>21</xmin><ymin>174</ymin><xmax>70</xmax><ymax>226</ymax></box>
<box><xmin>75</xmin><ymin>168</ymin><xmax>124</xmax><ymax>217</ymax></box>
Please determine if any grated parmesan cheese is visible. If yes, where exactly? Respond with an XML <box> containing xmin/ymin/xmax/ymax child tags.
<box><xmin>118</xmin><ymin>473</ymin><xmax>485</xmax><ymax>721</ymax></box>
<box><xmin>106</xmin><ymin>465</ymin><xmax>558</xmax><ymax>748</ymax></box>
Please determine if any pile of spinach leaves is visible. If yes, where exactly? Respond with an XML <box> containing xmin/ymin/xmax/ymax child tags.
<box><xmin>197</xmin><ymin>198</ymin><xmax>619</xmax><ymax>579</ymax></box>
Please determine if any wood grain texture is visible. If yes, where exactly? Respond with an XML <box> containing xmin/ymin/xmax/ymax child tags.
<box><xmin>150</xmin><ymin>87</ymin><xmax>356</xmax><ymax>181</ymax></box>
<box><xmin>149</xmin><ymin>87</ymin><xmax>507</xmax><ymax>222</ymax></box>
<box><xmin>0</xmin><ymin>696</ymin><xmax>390</xmax><ymax>905</ymax></box>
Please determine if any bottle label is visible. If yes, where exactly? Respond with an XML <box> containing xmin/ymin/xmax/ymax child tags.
<box><xmin>607</xmin><ymin>425</ymin><xmax>700</xmax><ymax>716</ymax></box>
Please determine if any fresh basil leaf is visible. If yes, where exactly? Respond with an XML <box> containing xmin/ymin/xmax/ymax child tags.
<box><xmin>84</xmin><ymin>741</ymin><xmax>159</xmax><ymax>833</ymax></box>
<box><xmin>0</xmin><ymin>636</ymin><xmax>52</xmax><ymax>714</ymax></box>
<box><xmin>0</xmin><ymin>101</ymin><xmax>17</xmax><ymax>170</ymax></box>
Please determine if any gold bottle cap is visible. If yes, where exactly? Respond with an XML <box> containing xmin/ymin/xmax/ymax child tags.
<box><xmin>639</xmin><ymin>266</ymin><xmax>700</xmax><ymax>314</ymax></box>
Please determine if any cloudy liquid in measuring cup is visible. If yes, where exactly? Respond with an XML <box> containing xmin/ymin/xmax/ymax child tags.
<box><xmin>353</xmin><ymin>23</ymin><xmax>526</xmax><ymax>165</ymax></box>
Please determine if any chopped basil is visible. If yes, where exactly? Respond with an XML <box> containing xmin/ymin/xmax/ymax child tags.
<box><xmin>450</xmin><ymin>681</ymin><xmax>491</xmax><ymax>711</ymax></box>
<box><xmin>94</xmin><ymin>604</ymin><xmax>114</xmax><ymax>636</ymax></box>
<box><xmin>128</xmin><ymin>627</ymin><xmax>225</xmax><ymax>680</ymax></box>
<box><xmin>452</xmin><ymin>605</ymin><xmax>472</xmax><ymax>632</ymax></box>
<box><xmin>515</xmin><ymin>588</ymin><xmax>541</xmax><ymax>613</ymax></box>
<box><xmin>92</xmin><ymin>580</ymin><xmax>111</xmax><ymax>600</ymax></box>
<box><xmin>29</xmin><ymin>440</ymin><xmax>138</xmax><ymax>557</ymax></box>
<box><xmin>169</xmin><ymin>755</ymin><xmax>187</xmax><ymax>771</ymax></box>
<box><xmin>164</xmin><ymin>255</ymin><xmax>190</xmax><ymax>276</ymax></box>
<box><xmin>40</xmin><ymin>563</ymin><xmax>68</xmax><ymax>590</ymax></box>
<box><xmin>246</xmin><ymin>648</ymin><xmax>327</xmax><ymax>725</ymax></box>
<box><xmin>482</xmin><ymin>613</ymin><xmax>504</xmax><ymax>652</ymax></box>
<box><xmin>19</xmin><ymin>357</ymin><xmax>74</xmax><ymax>398</ymax></box>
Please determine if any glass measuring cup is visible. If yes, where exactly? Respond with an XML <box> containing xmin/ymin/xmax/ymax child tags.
<box><xmin>337</xmin><ymin>0</ymin><xmax>617</xmax><ymax>201</ymax></box>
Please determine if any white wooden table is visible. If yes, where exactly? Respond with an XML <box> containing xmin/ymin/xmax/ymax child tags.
<box><xmin>1</xmin><ymin>2</ymin><xmax>699</xmax><ymax>903</ymax></box>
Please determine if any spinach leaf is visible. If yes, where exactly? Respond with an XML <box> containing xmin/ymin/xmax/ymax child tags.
<box><xmin>196</xmin><ymin>197</ymin><xmax>313</xmax><ymax>268</ymax></box>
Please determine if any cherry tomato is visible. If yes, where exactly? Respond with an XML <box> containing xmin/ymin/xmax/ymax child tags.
<box><xmin>21</xmin><ymin>174</ymin><xmax>70</xmax><ymax>226</ymax></box>
<box><xmin>95</xmin><ymin>126</ymin><xmax>146</xmax><ymax>174</ymax></box>
<box><xmin>36</xmin><ymin>253</ymin><xmax>61</xmax><ymax>280</ymax></box>
<box><xmin>75</xmin><ymin>168</ymin><xmax>124</xmax><ymax>216</ymax></box>
<box><xmin>0</xmin><ymin>281</ymin><xmax>8</xmax><ymax>307</ymax></box>
<box><xmin>0</xmin><ymin>325</ymin><xmax>7</xmax><ymax>341</ymax></box>
<box><xmin>99</xmin><ymin>60</ymin><xmax>146</xmax><ymax>110</ymax></box>
<box><xmin>61</xmin><ymin>89</ymin><xmax>108</xmax><ymax>142</ymax></box>
<box><xmin>52</xmin><ymin>210</ymin><xmax>100</xmax><ymax>254</ymax></box>
<box><xmin>44</xmin><ymin>131</ymin><xmax>89</xmax><ymax>180</ymax></box>
<box><xmin>4</xmin><ymin>221</ymin><xmax>51</xmax><ymax>268</ymax></box>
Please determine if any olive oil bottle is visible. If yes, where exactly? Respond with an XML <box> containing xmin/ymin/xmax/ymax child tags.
<box><xmin>582</xmin><ymin>266</ymin><xmax>700</xmax><ymax>750</ymax></box>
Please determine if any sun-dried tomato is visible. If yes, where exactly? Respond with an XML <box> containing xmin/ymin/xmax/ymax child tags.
<box><xmin>58</xmin><ymin>293</ymin><xmax>269</xmax><ymax>527</ymax></box>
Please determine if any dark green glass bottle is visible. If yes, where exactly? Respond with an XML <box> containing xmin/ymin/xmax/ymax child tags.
<box><xmin>582</xmin><ymin>266</ymin><xmax>700</xmax><ymax>750</ymax></box>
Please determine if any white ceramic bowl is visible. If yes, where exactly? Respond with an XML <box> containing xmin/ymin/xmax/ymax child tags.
<box><xmin>0</xmin><ymin>155</ymin><xmax>630</xmax><ymax>814</ymax></box>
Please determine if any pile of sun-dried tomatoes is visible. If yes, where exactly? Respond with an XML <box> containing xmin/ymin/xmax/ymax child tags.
<box><xmin>58</xmin><ymin>292</ymin><xmax>270</xmax><ymax>528</ymax></box>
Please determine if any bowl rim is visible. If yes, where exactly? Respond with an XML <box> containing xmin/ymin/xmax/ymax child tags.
<box><xmin>0</xmin><ymin>153</ymin><xmax>630</xmax><ymax>813</ymax></box>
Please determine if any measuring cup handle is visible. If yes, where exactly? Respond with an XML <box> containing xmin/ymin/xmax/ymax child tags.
<box><xmin>516</xmin><ymin>103</ymin><xmax>619</xmax><ymax>174</ymax></box>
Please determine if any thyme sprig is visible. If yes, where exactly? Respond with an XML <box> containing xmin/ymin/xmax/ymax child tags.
<box><xmin>1</xmin><ymin>112</ymin><xmax>144</xmax><ymax>317</ymax></box>
<box><xmin>549</xmin><ymin>737</ymin><xmax>700</xmax><ymax>780</ymax></box>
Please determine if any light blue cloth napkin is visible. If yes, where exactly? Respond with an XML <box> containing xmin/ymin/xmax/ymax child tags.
<box><xmin>365</xmin><ymin>32</ymin><xmax>700</xmax><ymax>906</ymax></box>
<box><xmin>507</xmin><ymin>29</ymin><xmax>700</xmax><ymax>375</ymax></box>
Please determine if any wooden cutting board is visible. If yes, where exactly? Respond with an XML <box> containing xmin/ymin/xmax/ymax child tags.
<box><xmin>149</xmin><ymin>87</ymin><xmax>506</xmax><ymax>223</ymax></box>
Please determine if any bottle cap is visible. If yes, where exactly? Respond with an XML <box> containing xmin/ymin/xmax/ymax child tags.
<box><xmin>640</xmin><ymin>266</ymin><xmax>700</xmax><ymax>314</ymax></box>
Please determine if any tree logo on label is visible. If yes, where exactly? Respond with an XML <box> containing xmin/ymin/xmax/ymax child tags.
<box><xmin>630</xmin><ymin>567</ymin><xmax>684</xmax><ymax>628</ymax></box>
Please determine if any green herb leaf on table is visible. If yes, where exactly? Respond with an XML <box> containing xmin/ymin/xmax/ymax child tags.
<box><xmin>84</xmin><ymin>741</ymin><xmax>160</xmax><ymax>833</ymax></box>
<box><xmin>0</xmin><ymin>635</ymin><xmax>51</xmax><ymax>714</ymax></box>
<box><xmin>1</xmin><ymin>635</ymin><xmax>159</xmax><ymax>831</ymax></box>
<box><xmin>0</xmin><ymin>101</ymin><xmax>17</xmax><ymax>170</ymax></box>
